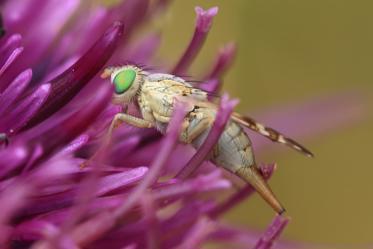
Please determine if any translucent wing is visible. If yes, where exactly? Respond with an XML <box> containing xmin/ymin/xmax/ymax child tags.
<box><xmin>232</xmin><ymin>112</ymin><xmax>314</xmax><ymax>157</ymax></box>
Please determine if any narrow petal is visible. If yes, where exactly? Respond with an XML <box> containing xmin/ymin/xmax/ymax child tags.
<box><xmin>199</xmin><ymin>78</ymin><xmax>220</xmax><ymax>96</ymax></box>
<box><xmin>154</xmin><ymin>170</ymin><xmax>231</xmax><ymax>200</ymax></box>
<box><xmin>141</xmin><ymin>194</ymin><xmax>160</xmax><ymax>249</ymax></box>
<box><xmin>254</xmin><ymin>215</ymin><xmax>290</xmax><ymax>249</ymax></box>
<box><xmin>25</xmin><ymin>84</ymin><xmax>113</xmax><ymax>161</ymax></box>
<box><xmin>59</xmin><ymin>134</ymin><xmax>90</xmax><ymax>154</ymax></box>
<box><xmin>0</xmin><ymin>83</ymin><xmax>50</xmax><ymax>134</ymax></box>
<box><xmin>0</xmin><ymin>33</ymin><xmax>22</xmax><ymax>55</ymax></box>
<box><xmin>175</xmin><ymin>217</ymin><xmax>215</xmax><ymax>249</ymax></box>
<box><xmin>205</xmin><ymin>42</ymin><xmax>236</xmax><ymax>80</ymax></box>
<box><xmin>172</xmin><ymin>6</ymin><xmax>218</xmax><ymax>75</ymax></box>
<box><xmin>23</xmin><ymin>21</ymin><xmax>124</xmax><ymax>129</ymax></box>
<box><xmin>176</xmin><ymin>94</ymin><xmax>238</xmax><ymax>178</ymax></box>
<box><xmin>48</xmin><ymin>7</ymin><xmax>109</xmax><ymax>66</ymax></box>
<box><xmin>3</xmin><ymin>0</ymin><xmax>79</xmax><ymax>70</ymax></box>
<box><xmin>0</xmin><ymin>46</ymin><xmax>23</xmax><ymax>77</ymax></box>
<box><xmin>0</xmin><ymin>69</ymin><xmax>32</xmax><ymax>115</ymax></box>
<box><xmin>97</xmin><ymin>167</ymin><xmax>149</xmax><ymax>196</ymax></box>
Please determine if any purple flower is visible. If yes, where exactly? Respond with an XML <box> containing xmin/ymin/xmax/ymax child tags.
<box><xmin>0</xmin><ymin>1</ymin><xmax>364</xmax><ymax>249</ymax></box>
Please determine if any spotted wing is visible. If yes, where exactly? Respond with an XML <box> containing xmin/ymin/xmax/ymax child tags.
<box><xmin>232</xmin><ymin>112</ymin><xmax>314</xmax><ymax>157</ymax></box>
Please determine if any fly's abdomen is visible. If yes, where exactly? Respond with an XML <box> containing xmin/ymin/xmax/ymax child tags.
<box><xmin>188</xmin><ymin>109</ymin><xmax>255</xmax><ymax>174</ymax></box>
<box><xmin>211</xmin><ymin>121</ymin><xmax>255</xmax><ymax>172</ymax></box>
<box><xmin>189</xmin><ymin>109</ymin><xmax>285</xmax><ymax>214</ymax></box>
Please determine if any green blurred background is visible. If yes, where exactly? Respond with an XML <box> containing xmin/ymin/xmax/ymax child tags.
<box><xmin>155</xmin><ymin>0</ymin><xmax>373</xmax><ymax>246</ymax></box>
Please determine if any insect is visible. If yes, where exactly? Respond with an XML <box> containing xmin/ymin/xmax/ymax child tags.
<box><xmin>99</xmin><ymin>64</ymin><xmax>314</xmax><ymax>214</ymax></box>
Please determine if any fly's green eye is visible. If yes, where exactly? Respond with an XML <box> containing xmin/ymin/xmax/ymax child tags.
<box><xmin>113</xmin><ymin>69</ymin><xmax>136</xmax><ymax>94</ymax></box>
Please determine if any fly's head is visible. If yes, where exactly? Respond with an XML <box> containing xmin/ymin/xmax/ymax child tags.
<box><xmin>101</xmin><ymin>65</ymin><xmax>146</xmax><ymax>105</ymax></box>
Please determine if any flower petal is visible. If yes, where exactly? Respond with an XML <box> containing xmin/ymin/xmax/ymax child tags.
<box><xmin>172</xmin><ymin>6</ymin><xmax>218</xmax><ymax>75</ymax></box>
<box><xmin>0</xmin><ymin>46</ymin><xmax>23</xmax><ymax>77</ymax></box>
<box><xmin>0</xmin><ymin>83</ymin><xmax>50</xmax><ymax>134</ymax></box>
<box><xmin>254</xmin><ymin>215</ymin><xmax>289</xmax><ymax>249</ymax></box>
<box><xmin>3</xmin><ymin>0</ymin><xmax>79</xmax><ymax>71</ymax></box>
<box><xmin>206</xmin><ymin>42</ymin><xmax>236</xmax><ymax>80</ymax></box>
<box><xmin>0</xmin><ymin>69</ymin><xmax>32</xmax><ymax>115</ymax></box>
<box><xmin>23</xmin><ymin>21</ymin><xmax>124</xmax><ymax>129</ymax></box>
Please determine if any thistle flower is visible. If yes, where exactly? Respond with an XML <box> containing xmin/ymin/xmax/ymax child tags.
<box><xmin>0</xmin><ymin>1</ymin><xmax>364</xmax><ymax>249</ymax></box>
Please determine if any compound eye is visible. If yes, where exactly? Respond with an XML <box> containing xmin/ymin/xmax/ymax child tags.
<box><xmin>113</xmin><ymin>69</ymin><xmax>136</xmax><ymax>94</ymax></box>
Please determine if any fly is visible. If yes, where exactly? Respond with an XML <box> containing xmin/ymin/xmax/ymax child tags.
<box><xmin>98</xmin><ymin>64</ymin><xmax>314</xmax><ymax>214</ymax></box>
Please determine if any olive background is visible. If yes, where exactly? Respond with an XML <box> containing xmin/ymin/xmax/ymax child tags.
<box><xmin>155</xmin><ymin>0</ymin><xmax>373</xmax><ymax>246</ymax></box>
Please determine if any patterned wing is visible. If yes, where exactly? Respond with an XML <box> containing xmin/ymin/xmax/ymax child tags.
<box><xmin>232</xmin><ymin>112</ymin><xmax>314</xmax><ymax>157</ymax></box>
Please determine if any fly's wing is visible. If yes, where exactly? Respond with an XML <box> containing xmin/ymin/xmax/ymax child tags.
<box><xmin>231</xmin><ymin>112</ymin><xmax>314</xmax><ymax>158</ymax></box>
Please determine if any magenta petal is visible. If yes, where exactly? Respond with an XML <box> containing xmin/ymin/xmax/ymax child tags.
<box><xmin>172</xmin><ymin>6</ymin><xmax>218</xmax><ymax>75</ymax></box>
<box><xmin>60</xmin><ymin>134</ymin><xmax>90</xmax><ymax>154</ymax></box>
<box><xmin>176</xmin><ymin>94</ymin><xmax>238</xmax><ymax>178</ymax></box>
<box><xmin>97</xmin><ymin>167</ymin><xmax>149</xmax><ymax>196</ymax></box>
<box><xmin>3</xmin><ymin>0</ymin><xmax>79</xmax><ymax>74</ymax></box>
<box><xmin>0</xmin><ymin>144</ymin><xmax>29</xmax><ymax>177</ymax></box>
<box><xmin>195</xmin><ymin>6</ymin><xmax>219</xmax><ymax>32</ymax></box>
<box><xmin>0</xmin><ymin>182</ymin><xmax>30</xmax><ymax>225</ymax></box>
<box><xmin>0</xmin><ymin>34</ymin><xmax>22</xmax><ymax>54</ymax></box>
<box><xmin>206</xmin><ymin>42</ymin><xmax>236</xmax><ymax>80</ymax></box>
<box><xmin>0</xmin><ymin>83</ymin><xmax>50</xmax><ymax>134</ymax></box>
<box><xmin>175</xmin><ymin>217</ymin><xmax>215</xmax><ymax>249</ymax></box>
<box><xmin>25</xmin><ymin>84</ymin><xmax>113</xmax><ymax>160</ymax></box>
<box><xmin>199</xmin><ymin>78</ymin><xmax>220</xmax><ymax>96</ymax></box>
<box><xmin>254</xmin><ymin>215</ymin><xmax>289</xmax><ymax>249</ymax></box>
<box><xmin>23</xmin><ymin>21</ymin><xmax>124</xmax><ymax>129</ymax></box>
<box><xmin>0</xmin><ymin>69</ymin><xmax>32</xmax><ymax>115</ymax></box>
<box><xmin>0</xmin><ymin>46</ymin><xmax>23</xmax><ymax>77</ymax></box>
<box><xmin>140</xmin><ymin>194</ymin><xmax>159</xmax><ymax>249</ymax></box>
<box><xmin>154</xmin><ymin>170</ymin><xmax>231</xmax><ymax>200</ymax></box>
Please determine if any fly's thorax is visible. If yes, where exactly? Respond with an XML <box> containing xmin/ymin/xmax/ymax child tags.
<box><xmin>140</xmin><ymin>80</ymin><xmax>185</xmax><ymax>121</ymax></box>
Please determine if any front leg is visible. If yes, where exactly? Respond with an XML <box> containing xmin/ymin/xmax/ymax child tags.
<box><xmin>108</xmin><ymin>113</ymin><xmax>154</xmax><ymax>137</ymax></box>
<box><xmin>81</xmin><ymin>113</ymin><xmax>154</xmax><ymax>168</ymax></box>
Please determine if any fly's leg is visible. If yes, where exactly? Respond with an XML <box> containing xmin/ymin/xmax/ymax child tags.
<box><xmin>180</xmin><ymin>111</ymin><xmax>213</xmax><ymax>144</ymax></box>
<box><xmin>108</xmin><ymin>113</ymin><xmax>154</xmax><ymax>136</ymax></box>
<box><xmin>0</xmin><ymin>133</ymin><xmax>9</xmax><ymax>147</ymax></box>
<box><xmin>81</xmin><ymin>113</ymin><xmax>154</xmax><ymax>168</ymax></box>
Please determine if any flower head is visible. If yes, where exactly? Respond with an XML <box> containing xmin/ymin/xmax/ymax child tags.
<box><xmin>0</xmin><ymin>1</ymin><xmax>364</xmax><ymax>249</ymax></box>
